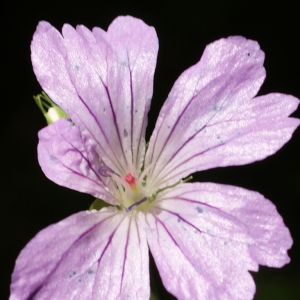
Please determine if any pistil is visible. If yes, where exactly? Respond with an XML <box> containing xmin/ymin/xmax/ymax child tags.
<box><xmin>125</xmin><ymin>173</ymin><xmax>138</xmax><ymax>192</ymax></box>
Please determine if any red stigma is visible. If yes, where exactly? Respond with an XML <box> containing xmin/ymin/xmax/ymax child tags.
<box><xmin>125</xmin><ymin>173</ymin><xmax>136</xmax><ymax>186</ymax></box>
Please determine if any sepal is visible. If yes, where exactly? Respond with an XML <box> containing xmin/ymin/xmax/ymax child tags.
<box><xmin>89</xmin><ymin>198</ymin><xmax>112</xmax><ymax>211</ymax></box>
<box><xmin>34</xmin><ymin>91</ymin><xmax>69</xmax><ymax>124</ymax></box>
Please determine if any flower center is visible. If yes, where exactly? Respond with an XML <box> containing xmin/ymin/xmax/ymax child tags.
<box><xmin>96</xmin><ymin>165</ymin><xmax>193</xmax><ymax>213</ymax></box>
<box><xmin>98</xmin><ymin>166</ymin><xmax>150</xmax><ymax>213</ymax></box>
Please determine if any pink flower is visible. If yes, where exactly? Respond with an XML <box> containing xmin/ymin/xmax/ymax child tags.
<box><xmin>10</xmin><ymin>16</ymin><xmax>299</xmax><ymax>300</ymax></box>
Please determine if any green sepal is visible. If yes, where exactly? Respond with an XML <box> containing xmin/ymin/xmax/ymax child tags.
<box><xmin>34</xmin><ymin>91</ymin><xmax>69</xmax><ymax>124</ymax></box>
<box><xmin>89</xmin><ymin>198</ymin><xmax>111</xmax><ymax>211</ymax></box>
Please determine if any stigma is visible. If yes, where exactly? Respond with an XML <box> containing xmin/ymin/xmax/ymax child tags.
<box><xmin>125</xmin><ymin>173</ymin><xmax>138</xmax><ymax>192</ymax></box>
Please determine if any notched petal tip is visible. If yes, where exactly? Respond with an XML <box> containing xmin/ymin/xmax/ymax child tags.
<box><xmin>10</xmin><ymin>210</ymin><xmax>149</xmax><ymax>300</ymax></box>
<box><xmin>146</xmin><ymin>182</ymin><xmax>292</xmax><ymax>300</ymax></box>
<box><xmin>146</xmin><ymin>33</ymin><xmax>300</xmax><ymax>186</ymax></box>
<box><xmin>35</xmin><ymin>20</ymin><xmax>53</xmax><ymax>32</ymax></box>
<box><xmin>61</xmin><ymin>23</ymin><xmax>77</xmax><ymax>38</ymax></box>
<box><xmin>108</xmin><ymin>15</ymin><xmax>155</xmax><ymax>31</ymax></box>
<box><xmin>107</xmin><ymin>15</ymin><xmax>158</xmax><ymax>53</ymax></box>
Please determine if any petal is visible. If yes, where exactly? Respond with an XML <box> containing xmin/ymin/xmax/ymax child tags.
<box><xmin>10</xmin><ymin>209</ymin><xmax>149</xmax><ymax>300</ymax></box>
<box><xmin>145</xmin><ymin>182</ymin><xmax>292</xmax><ymax>300</ymax></box>
<box><xmin>38</xmin><ymin>118</ymin><xmax>115</xmax><ymax>204</ymax></box>
<box><xmin>146</xmin><ymin>36</ymin><xmax>299</xmax><ymax>187</ymax></box>
<box><xmin>31</xmin><ymin>16</ymin><xmax>158</xmax><ymax>174</ymax></box>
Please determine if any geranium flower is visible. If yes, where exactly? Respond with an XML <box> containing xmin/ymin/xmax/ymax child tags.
<box><xmin>10</xmin><ymin>16</ymin><xmax>299</xmax><ymax>300</ymax></box>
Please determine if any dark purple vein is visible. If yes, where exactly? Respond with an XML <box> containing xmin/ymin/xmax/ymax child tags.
<box><xmin>120</xmin><ymin>218</ymin><xmax>131</xmax><ymax>291</ymax></box>
<box><xmin>91</xmin><ymin>215</ymin><xmax>127</xmax><ymax>297</ymax></box>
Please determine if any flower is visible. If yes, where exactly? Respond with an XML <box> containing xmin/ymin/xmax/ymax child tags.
<box><xmin>10</xmin><ymin>16</ymin><xmax>299</xmax><ymax>300</ymax></box>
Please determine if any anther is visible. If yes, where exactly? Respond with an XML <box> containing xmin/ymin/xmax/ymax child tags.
<box><xmin>125</xmin><ymin>197</ymin><xmax>148</xmax><ymax>213</ymax></box>
<box><xmin>98</xmin><ymin>166</ymin><xmax>115</xmax><ymax>177</ymax></box>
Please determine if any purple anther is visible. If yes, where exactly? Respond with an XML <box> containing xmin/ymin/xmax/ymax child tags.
<box><xmin>98</xmin><ymin>166</ymin><xmax>115</xmax><ymax>177</ymax></box>
<box><xmin>126</xmin><ymin>197</ymin><xmax>148</xmax><ymax>213</ymax></box>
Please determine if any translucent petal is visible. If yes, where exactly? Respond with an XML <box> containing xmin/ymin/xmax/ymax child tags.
<box><xmin>10</xmin><ymin>209</ymin><xmax>149</xmax><ymax>300</ymax></box>
<box><xmin>31</xmin><ymin>16</ymin><xmax>158</xmax><ymax>174</ymax></box>
<box><xmin>146</xmin><ymin>36</ymin><xmax>299</xmax><ymax>188</ymax></box>
<box><xmin>145</xmin><ymin>182</ymin><xmax>292</xmax><ymax>300</ymax></box>
<box><xmin>38</xmin><ymin>119</ymin><xmax>115</xmax><ymax>204</ymax></box>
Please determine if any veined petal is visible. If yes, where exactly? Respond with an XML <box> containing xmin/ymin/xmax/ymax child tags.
<box><xmin>104</xmin><ymin>17</ymin><xmax>158</xmax><ymax>171</ymax></box>
<box><xmin>145</xmin><ymin>182</ymin><xmax>292</xmax><ymax>300</ymax></box>
<box><xmin>31</xmin><ymin>16</ymin><xmax>158</xmax><ymax>174</ymax></box>
<box><xmin>10</xmin><ymin>209</ymin><xmax>149</xmax><ymax>300</ymax></box>
<box><xmin>38</xmin><ymin>118</ymin><xmax>115</xmax><ymax>204</ymax></box>
<box><xmin>146</xmin><ymin>36</ymin><xmax>299</xmax><ymax>187</ymax></box>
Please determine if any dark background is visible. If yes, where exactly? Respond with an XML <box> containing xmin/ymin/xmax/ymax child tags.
<box><xmin>1</xmin><ymin>0</ymin><xmax>300</xmax><ymax>299</ymax></box>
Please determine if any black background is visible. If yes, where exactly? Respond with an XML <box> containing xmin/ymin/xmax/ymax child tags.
<box><xmin>1</xmin><ymin>0</ymin><xmax>300</xmax><ymax>299</ymax></box>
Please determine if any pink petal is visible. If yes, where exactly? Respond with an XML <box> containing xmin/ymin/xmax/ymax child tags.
<box><xmin>10</xmin><ymin>209</ymin><xmax>149</xmax><ymax>300</ymax></box>
<box><xmin>146</xmin><ymin>36</ymin><xmax>299</xmax><ymax>187</ymax></box>
<box><xmin>105</xmin><ymin>17</ymin><xmax>158</xmax><ymax>170</ymax></box>
<box><xmin>145</xmin><ymin>182</ymin><xmax>292</xmax><ymax>300</ymax></box>
<box><xmin>38</xmin><ymin>119</ymin><xmax>115</xmax><ymax>204</ymax></box>
<box><xmin>31</xmin><ymin>16</ymin><xmax>158</xmax><ymax>174</ymax></box>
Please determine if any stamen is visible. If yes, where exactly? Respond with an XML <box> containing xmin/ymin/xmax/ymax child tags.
<box><xmin>138</xmin><ymin>162</ymin><xmax>153</xmax><ymax>183</ymax></box>
<box><xmin>98</xmin><ymin>166</ymin><xmax>115</xmax><ymax>177</ymax></box>
<box><xmin>125</xmin><ymin>197</ymin><xmax>148</xmax><ymax>213</ymax></box>
<box><xmin>149</xmin><ymin>175</ymin><xmax>194</xmax><ymax>202</ymax></box>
